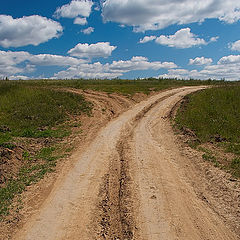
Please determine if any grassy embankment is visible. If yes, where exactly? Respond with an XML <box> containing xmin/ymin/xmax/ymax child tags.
<box><xmin>175</xmin><ymin>86</ymin><xmax>240</xmax><ymax>178</ymax></box>
<box><xmin>0</xmin><ymin>82</ymin><xmax>92</xmax><ymax>219</ymax></box>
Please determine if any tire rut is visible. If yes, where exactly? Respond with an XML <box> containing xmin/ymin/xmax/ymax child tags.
<box><xmin>94</xmin><ymin>92</ymin><xmax>178</xmax><ymax>240</ymax></box>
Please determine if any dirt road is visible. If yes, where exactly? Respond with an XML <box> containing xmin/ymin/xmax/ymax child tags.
<box><xmin>13</xmin><ymin>87</ymin><xmax>239</xmax><ymax>240</ymax></box>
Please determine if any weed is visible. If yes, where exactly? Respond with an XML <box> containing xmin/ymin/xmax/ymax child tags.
<box><xmin>229</xmin><ymin>158</ymin><xmax>240</xmax><ymax>178</ymax></box>
<box><xmin>226</xmin><ymin>143</ymin><xmax>240</xmax><ymax>155</ymax></box>
<box><xmin>22</xmin><ymin>151</ymin><xmax>30</xmax><ymax>160</ymax></box>
<box><xmin>202</xmin><ymin>153</ymin><xmax>220</xmax><ymax>167</ymax></box>
<box><xmin>0</xmin><ymin>146</ymin><xmax>61</xmax><ymax>219</ymax></box>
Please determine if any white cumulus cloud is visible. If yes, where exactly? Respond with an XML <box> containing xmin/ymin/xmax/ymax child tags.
<box><xmin>81</xmin><ymin>27</ymin><xmax>94</xmax><ymax>34</ymax></box>
<box><xmin>210</xmin><ymin>36</ymin><xmax>219</xmax><ymax>42</ymax></box>
<box><xmin>0</xmin><ymin>15</ymin><xmax>63</xmax><ymax>48</ymax></box>
<box><xmin>189</xmin><ymin>57</ymin><xmax>213</xmax><ymax>65</ymax></box>
<box><xmin>53</xmin><ymin>56</ymin><xmax>177</xmax><ymax>79</ymax></box>
<box><xmin>29</xmin><ymin>54</ymin><xmax>86</xmax><ymax>66</ymax></box>
<box><xmin>9</xmin><ymin>75</ymin><xmax>30</xmax><ymax>80</ymax></box>
<box><xmin>54</xmin><ymin>0</ymin><xmax>93</xmax><ymax>18</ymax></box>
<box><xmin>159</xmin><ymin>54</ymin><xmax>240</xmax><ymax>81</ymax></box>
<box><xmin>67</xmin><ymin>42</ymin><xmax>116</xmax><ymax>59</ymax></box>
<box><xmin>229</xmin><ymin>40</ymin><xmax>240</xmax><ymax>51</ymax></box>
<box><xmin>0</xmin><ymin>50</ymin><xmax>86</xmax><ymax>77</ymax></box>
<box><xmin>74</xmin><ymin>17</ymin><xmax>87</xmax><ymax>25</ymax></box>
<box><xmin>102</xmin><ymin>0</ymin><xmax>240</xmax><ymax>32</ymax></box>
<box><xmin>218</xmin><ymin>55</ymin><xmax>240</xmax><ymax>64</ymax></box>
<box><xmin>0</xmin><ymin>50</ymin><xmax>177</xmax><ymax>79</ymax></box>
<box><xmin>139</xmin><ymin>36</ymin><xmax>156</xmax><ymax>44</ymax></box>
<box><xmin>155</xmin><ymin>28</ymin><xmax>206</xmax><ymax>49</ymax></box>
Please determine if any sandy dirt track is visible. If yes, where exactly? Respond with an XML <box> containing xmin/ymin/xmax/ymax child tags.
<box><xmin>13</xmin><ymin>87</ymin><xmax>239</xmax><ymax>240</ymax></box>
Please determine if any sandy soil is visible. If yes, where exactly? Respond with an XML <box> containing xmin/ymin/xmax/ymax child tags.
<box><xmin>8</xmin><ymin>87</ymin><xmax>240</xmax><ymax>240</ymax></box>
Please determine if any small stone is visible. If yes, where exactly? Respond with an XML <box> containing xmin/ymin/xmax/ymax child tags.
<box><xmin>150</xmin><ymin>195</ymin><xmax>157</xmax><ymax>199</ymax></box>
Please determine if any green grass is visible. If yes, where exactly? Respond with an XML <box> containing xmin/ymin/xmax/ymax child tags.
<box><xmin>229</xmin><ymin>158</ymin><xmax>240</xmax><ymax>178</ymax></box>
<box><xmin>0</xmin><ymin>147</ymin><xmax>61</xmax><ymax>219</ymax></box>
<box><xmin>202</xmin><ymin>153</ymin><xmax>220</xmax><ymax>167</ymax></box>
<box><xmin>0</xmin><ymin>78</ymin><xmax>233</xmax><ymax>95</ymax></box>
<box><xmin>175</xmin><ymin>86</ymin><xmax>240</xmax><ymax>177</ymax></box>
<box><xmin>0</xmin><ymin>82</ymin><xmax>92</xmax><ymax>144</ymax></box>
<box><xmin>175</xmin><ymin>86</ymin><xmax>240</xmax><ymax>144</ymax></box>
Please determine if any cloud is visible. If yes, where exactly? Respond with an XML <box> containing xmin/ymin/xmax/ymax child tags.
<box><xmin>140</xmin><ymin>30</ymin><xmax>218</xmax><ymax>47</ymax></box>
<box><xmin>155</xmin><ymin>28</ymin><xmax>207</xmax><ymax>48</ymax></box>
<box><xmin>54</xmin><ymin>0</ymin><xmax>93</xmax><ymax>18</ymax></box>
<box><xmin>108</xmin><ymin>56</ymin><xmax>177</xmax><ymax>72</ymax></box>
<box><xmin>81</xmin><ymin>27</ymin><xmax>94</xmax><ymax>34</ymax></box>
<box><xmin>53</xmin><ymin>56</ymin><xmax>177</xmax><ymax>79</ymax></box>
<box><xmin>189</xmin><ymin>57</ymin><xmax>213</xmax><ymax>65</ymax></box>
<box><xmin>139</xmin><ymin>36</ymin><xmax>156</xmax><ymax>44</ymax></box>
<box><xmin>29</xmin><ymin>54</ymin><xmax>86</xmax><ymax>66</ymax></box>
<box><xmin>229</xmin><ymin>40</ymin><xmax>240</xmax><ymax>51</ymax></box>
<box><xmin>0</xmin><ymin>50</ymin><xmax>30</xmax><ymax>66</ymax></box>
<box><xmin>74</xmin><ymin>17</ymin><xmax>87</xmax><ymax>25</ymax></box>
<box><xmin>9</xmin><ymin>75</ymin><xmax>30</xmax><ymax>80</ymax></box>
<box><xmin>159</xmin><ymin>54</ymin><xmax>240</xmax><ymax>81</ymax></box>
<box><xmin>53</xmin><ymin>63</ymin><xmax>121</xmax><ymax>79</ymax></box>
<box><xmin>0</xmin><ymin>50</ymin><xmax>86</xmax><ymax>77</ymax></box>
<box><xmin>218</xmin><ymin>55</ymin><xmax>240</xmax><ymax>64</ymax></box>
<box><xmin>67</xmin><ymin>42</ymin><xmax>116</xmax><ymax>59</ymax></box>
<box><xmin>102</xmin><ymin>0</ymin><xmax>240</xmax><ymax>32</ymax></box>
<box><xmin>0</xmin><ymin>50</ymin><xmax>86</xmax><ymax>66</ymax></box>
<box><xmin>0</xmin><ymin>15</ymin><xmax>63</xmax><ymax>48</ymax></box>
<box><xmin>0</xmin><ymin>65</ymin><xmax>24</xmax><ymax>76</ymax></box>
<box><xmin>210</xmin><ymin>36</ymin><xmax>219</xmax><ymax>42</ymax></box>
<box><xmin>0</xmin><ymin>50</ymin><xmax>176</xmax><ymax>79</ymax></box>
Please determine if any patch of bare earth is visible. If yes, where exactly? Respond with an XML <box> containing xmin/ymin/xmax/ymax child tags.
<box><xmin>170</xmin><ymin>97</ymin><xmax>240</xmax><ymax>236</ymax></box>
<box><xmin>171</xmin><ymin>118</ymin><xmax>240</xmax><ymax>236</ymax></box>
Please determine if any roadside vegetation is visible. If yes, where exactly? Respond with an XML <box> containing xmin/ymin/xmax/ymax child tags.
<box><xmin>175</xmin><ymin>86</ymin><xmax>240</xmax><ymax>178</ymax></box>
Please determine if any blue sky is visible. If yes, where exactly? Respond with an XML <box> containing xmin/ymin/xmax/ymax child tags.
<box><xmin>1</xmin><ymin>0</ymin><xmax>240</xmax><ymax>80</ymax></box>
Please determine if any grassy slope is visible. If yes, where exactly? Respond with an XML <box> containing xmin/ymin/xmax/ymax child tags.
<box><xmin>175</xmin><ymin>86</ymin><xmax>240</xmax><ymax>178</ymax></box>
<box><xmin>0</xmin><ymin>82</ymin><xmax>92</xmax><ymax>218</ymax></box>
<box><xmin>0</xmin><ymin>82</ymin><xmax>92</xmax><ymax>142</ymax></box>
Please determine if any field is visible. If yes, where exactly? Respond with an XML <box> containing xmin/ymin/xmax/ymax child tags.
<box><xmin>0</xmin><ymin>79</ymin><xmax>240</xmax><ymax>239</ymax></box>
<box><xmin>175</xmin><ymin>86</ymin><xmax>240</xmax><ymax>178</ymax></box>
<box><xmin>0</xmin><ymin>78</ymin><xmax>227</xmax><ymax>95</ymax></box>
<box><xmin>0</xmin><ymin>78</ymin><xmax>238</xmax><ymax>219</ymax></box>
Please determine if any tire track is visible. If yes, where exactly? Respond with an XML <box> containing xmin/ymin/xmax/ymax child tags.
<box><xmin>94</xmin><ymin>91</ymin><xmax>193</xmax><ymax>240</ymax></box>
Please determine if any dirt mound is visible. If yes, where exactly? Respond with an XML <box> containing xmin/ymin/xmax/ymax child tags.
<box><xmin>0</xmin><ymin>146</ymin><xmax>22</xmax><ymax>186</ymax></box>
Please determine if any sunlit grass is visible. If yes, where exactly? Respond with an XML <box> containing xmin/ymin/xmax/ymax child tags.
<box><xmin>175</xmin><ymin>86</ymin><xmax>240</xmax><ymax>177</ymax></box>
<box><xmin>0</xmin><ymin>83</ymin><xmax>92</xmax><ymax>143</ymax></box>
<box><xmin>175</xmin><ymin>86</ymin><xmax>240</xmax><ymax>143</ymax></box>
